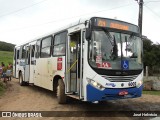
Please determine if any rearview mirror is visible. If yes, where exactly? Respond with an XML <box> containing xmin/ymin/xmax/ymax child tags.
<box><xmin>85</xmin><ymin>28</ymin><xmax>92</xmax><ymax>40</ymax></box>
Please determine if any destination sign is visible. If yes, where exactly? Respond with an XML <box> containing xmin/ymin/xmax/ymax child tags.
<box><xmin>91</xmin><ymin>17</ymin><xmax>139</xmax><ymax>33</ymax></box>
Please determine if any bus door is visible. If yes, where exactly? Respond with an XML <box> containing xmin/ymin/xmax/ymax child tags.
<box><xmin>24</xmin><ymin>45</ymin><xmax>30</xmax><ymax>82</ymax></box>
<box><xmin>13</xmin><ymin>48</ymin><xmax>16</xmax><ymax>78</ymax></box>
<box><xmin>13</xmin><ymin>47</ymin><xmax>20</xmax><ymax>78</ymax></box>
<box><xmin>29</xmin><ymin>44</ymin><xmax>36</xmax><ymax>83</ymax></box>
<box><xmin>66</xmin><ymin>30</ymin><xmax>83</xmax><ymax>99</ymax></box>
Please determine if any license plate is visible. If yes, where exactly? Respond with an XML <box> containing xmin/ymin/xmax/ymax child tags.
<box><xmin>119</xmin><ymin>91</ymin><xmax>128</xmax><ymax>96</ymax></box>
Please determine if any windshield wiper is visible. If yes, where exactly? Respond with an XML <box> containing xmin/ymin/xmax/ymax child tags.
<box><xmin>102</xmin><ymin>28</ymin><xmax>114</xmax><ymax>46</ymax></box>
<box><xmin>111</xmin><ymin>36</ymin><xmax>118</xmax><ymax>60</ymax></box>
<box><xmin>102</xmin><ymin>28</ymin><xmax>118</xmax><ymax>60</ymax></box>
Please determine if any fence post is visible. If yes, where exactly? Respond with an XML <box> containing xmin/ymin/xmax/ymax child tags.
<box><xmin>146</xmin><ymin>66</ymin><xmax>148</xmax><ymax>78</ymax></box>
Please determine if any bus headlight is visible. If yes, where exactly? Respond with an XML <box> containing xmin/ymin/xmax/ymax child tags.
<box><xmin>136</xmin><ymin>80</ymin><xmax>143</xmax><ymax>88</ymax></box>
<box><xmin>87</xmin><ymin>78</ymin><xmax>105</xmax><ymax>90</ymax></box>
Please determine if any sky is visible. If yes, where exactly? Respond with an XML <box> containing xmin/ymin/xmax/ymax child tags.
<box><xmin>0</xmin><ymin>0</ymin><xmax>160</xmax><ymax>46</ymax></box>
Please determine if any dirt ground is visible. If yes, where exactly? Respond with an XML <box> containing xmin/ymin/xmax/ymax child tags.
<box><xmin>0</xmin><ymin>78</ymin><xmax>160</xmax><ymax>120</ymax></box>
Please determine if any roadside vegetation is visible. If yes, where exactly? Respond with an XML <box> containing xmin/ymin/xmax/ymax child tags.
<box><xmin>0</xmin><ymin>41</ymin><xmax>15</xmax><ymax>51</ymax></box>
<box><xmin>0</xmin><ymin>41</ymin><xmax>15</xmax><ymax>96</ymax></box>
<box><xmin>0</xmin><ymin>41</ymin><xmax>15</xmax><ymax>65</ymax></box>
<box><xmin>143</xmin><ymin>37</ymin><xmax>160</xmax><ymax>75</ymax></box>
<box><xmin>143</xmin><ymin>91</ymin><xmax>160</xmax><ymax>96</ymax></box>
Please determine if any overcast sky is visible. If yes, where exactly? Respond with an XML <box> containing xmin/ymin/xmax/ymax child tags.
<box><xmin>0</xmin><ymin>0</ymin><xmax>160</xmax><ymax>45</ymax></box>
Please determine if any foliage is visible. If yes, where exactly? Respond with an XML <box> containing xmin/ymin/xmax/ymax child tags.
<box><xmin>143</xmin><ymin>37</ymin><xmax>160</xmax><ymax>75</ymax></box>
<box><xmin>0</xmin><ymin>41</ymin><xmax>14</xmax><ymax>66</ymax></box>
<box><xmin>0</xmin><ymin>41</ymin><xmax>15</xmax><ymax>51</ymax></box>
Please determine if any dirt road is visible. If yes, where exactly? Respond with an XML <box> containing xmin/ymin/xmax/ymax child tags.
<box><xmin>0</xmin><ymin>78</ymin><xmax>160</xmax><ymax>120</ymax></box>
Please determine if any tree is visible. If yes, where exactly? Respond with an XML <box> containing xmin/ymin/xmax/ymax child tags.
<box><xmin>0</xmin><ymin>41</ymin><xmax>15</xmax><ymax>51</ymax></box>
<box><xmin>143</xmin><ymin>37</ymin><xmax>160</xmax><ymax>75</ymax></box>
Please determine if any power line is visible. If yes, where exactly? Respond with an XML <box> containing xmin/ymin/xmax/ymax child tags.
<box><xmin>0</xmin><ymin>3</ymin><xmax>133</xmax><ymax>32</ymax></box>
<box><xmin>144</xmin><ymin>0</ymin><xmax>160</xmax><ymax>5</ymax></box>
<box><xmin>38</xmin><ymin>3</ymin><xmax>133</xmax><ymax>25</ymax></box>
<box><xmin>0</xmin><ymin>0</ymin><xmax>49</xmax><ymax>18</ymax></box>
<box><xmin>145</xmin><ymin>0</ymin><xmax>160</xmax><ymax>3</ymax></box>
<box><xmin>144</xmin><ymin>5</ymin><xmax>160</xmax><ymax>18</ymax></box>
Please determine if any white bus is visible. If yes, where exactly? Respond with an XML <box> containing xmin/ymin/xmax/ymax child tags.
<box><xmin>13</xmin><ymin>17</ymin><xmax>143</xmax><ymax>104</ymax></box>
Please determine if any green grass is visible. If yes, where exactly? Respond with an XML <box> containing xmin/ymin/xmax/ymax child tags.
<box><xmin>143</xmin><ymin>91</ymin><xmax>160</xmax><ymax>96</ymax></box>
<box><xmin>0</xmin><ymin>51</ymin><xmax>14</xmax><ymax>66</ymax></box>
<box><xmin>0</xmin><ymin>51</ymin><xmax>13</xmax><ymax>96</ymax></box>
<box><xmin>0</xmin><ymin>81</ymin><xmax>6</xmax><ymax>96</ymax></box>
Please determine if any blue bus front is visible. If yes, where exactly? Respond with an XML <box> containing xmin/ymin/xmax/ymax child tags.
<box><xmin>86</xmin><ymin>17</ymin><xmax>143</xmax><ymax>102</ymax></box>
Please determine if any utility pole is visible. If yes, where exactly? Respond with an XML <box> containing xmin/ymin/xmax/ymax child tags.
<box><xmin>136</xmin><ymin>0</ymin><xmax>144</xmax><ymax>36</ymax></box>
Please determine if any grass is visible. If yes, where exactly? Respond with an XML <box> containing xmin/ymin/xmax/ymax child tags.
<box><xmin>0</xmin><ymin>50</ymin><xmax>13</xmax><ymax>96</ymax></box>
<box><xmin>0</xmin><ymin>51</ymin><xmax>14</xmax><ymax>66</ymax></box>
<box><xmin>143</xmin><ymin>91</ymin><xmax>160</xmax><ymax>96</ymax></box>
<box><xmin>0</xmin><ymin>81</ymin><xmax>6</xmax><ymax>96</ymax></box>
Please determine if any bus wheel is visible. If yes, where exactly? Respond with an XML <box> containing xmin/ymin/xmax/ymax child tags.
<box><xmin>57</xmin><ymin>79</ymin><xmax>66</xmax><ymax>104</ymax></box>
<box><xmin>19</xmin><ymin>73</ymin><xmax>25</xmax><ymax>86</ymax></box>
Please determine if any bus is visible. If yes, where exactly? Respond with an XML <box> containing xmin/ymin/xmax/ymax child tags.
<box><xmin>13</xmin><ymin>17</ymin><xmax>143</xmax><ymax>104</ymax></box>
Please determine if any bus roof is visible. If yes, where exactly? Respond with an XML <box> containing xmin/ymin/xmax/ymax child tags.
<box><xmin>15</xmin><ymin>17</ymin><xmax>90</xmax><ymax>47</ymax></box>
<box><xmin>15</xmin><ymin>16</ymin><xmax>139</xmax><ymax>47</ymax></box>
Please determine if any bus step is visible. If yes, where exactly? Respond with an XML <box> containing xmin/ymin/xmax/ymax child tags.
<box><xmin>66</xmin><ymin>92</ymin><xmax>78</xmax><ymax>95</ymax></box>
<box><xmin>67</xmin><ymin>95</ymin><xmax>80</xmax><ymax>100</ymax></box>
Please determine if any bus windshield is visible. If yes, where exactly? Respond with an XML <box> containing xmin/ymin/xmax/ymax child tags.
<box><xmin>88</xmin><ymin>30</ymin><xmax>143</xmax><ymax>70</ymax></box>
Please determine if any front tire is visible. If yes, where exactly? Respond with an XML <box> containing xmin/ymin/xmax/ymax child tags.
<box><xmin>19</xmin><ymin>72</ymin><xmax>25</xmax><ymax>86</ymax></box>
<box><xmin>57</xmin><ymin>79</ymin><xmax>66</xmax><ymax>104</ymax></box>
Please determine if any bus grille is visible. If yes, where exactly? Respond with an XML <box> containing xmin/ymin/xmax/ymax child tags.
<box><xmin>102</xmin><ymin>75</ymin><xmax>138</xmax><ymax>82</ymax></box>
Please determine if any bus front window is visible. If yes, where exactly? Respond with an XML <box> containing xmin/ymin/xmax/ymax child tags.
<box><xmin>88</xmin><ymin>30</ymin><xmax>142</xmax><ymax>70</ymax></box>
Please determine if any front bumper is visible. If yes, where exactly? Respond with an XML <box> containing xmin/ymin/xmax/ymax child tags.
<box><xmin>86</xmin><ymin>84</ymin><xmax>143</xmax><ymax>102</ymax></box>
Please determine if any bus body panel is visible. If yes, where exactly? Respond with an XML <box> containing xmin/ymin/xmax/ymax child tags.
<box><xmin>85</xmin><ymin>62</ymin><xmax>143</xmax><ymax>89</ymax></box>
<box><xmin>82</xmin><ymin>39</ymin><xmax>89</xmax><ymax>101</ymax></box>
<box><xmin>84</xmin><ymin>53</ymin><xmax>143</xmax><ymax>101</ymax></box>
<box><xmin>34</xmin><ymin>54</ymin><xmax>65</xmax><ymax>91</ymax></box>
<box><xmin>34</xmin><ymin>57</ymin><xmax>54</xmax><ymax>90</ymax></box>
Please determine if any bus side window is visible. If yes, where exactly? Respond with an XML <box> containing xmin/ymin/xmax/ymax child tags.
<box><xmin>40</xmin><ymin>37</ymin><xmax>52</xmax><ymax>58</ymax></box>
<box><xmin>53</xmin><ymin>32</ymin><xmax>67</xmax><ymax>56</ymax></box>
<box><xmin>21</xmin><ymin>46</ymin><xmax>26</xmax><ymax>59</ymax></box>
<box><xmin>36</xmin><ymin>40</ymin><xmax>40</xmax><ymax>58</ymax></box>
<box><xmin>31</xmin><ymin>45</ymin><xmax>35</xmax><ymax>64</ymax></box>
<box><xmin>26</xmin><ymin>46</ymin><xmax>30</xmax><ymax>65</ymax></box>
<box><xmin>17</xmin><ymin>50</ymin><xmax>19</xmax><ymax>59</ymax></box>
<box><xmin>14</xmin><ymin>49</ymin><xmax>16</xmax><ymax>60</ymax></box>
<box><xmin>31</xmin><ymin>45</ymin><xmax>35</xmax><ymax>58</ymax></box>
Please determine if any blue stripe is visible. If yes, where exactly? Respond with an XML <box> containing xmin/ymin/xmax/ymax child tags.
<box><xmin>86</xmin><ymin>84</ymin><xmax>143</xmax><ymax>102</ymax></box>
